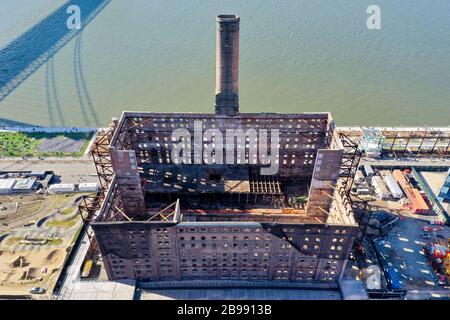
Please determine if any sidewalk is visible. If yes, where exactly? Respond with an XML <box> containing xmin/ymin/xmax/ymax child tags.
<box><xmin>0</xmin><ymin>126</ymin><xmax>101</xmax><ymax>133</ymax></box>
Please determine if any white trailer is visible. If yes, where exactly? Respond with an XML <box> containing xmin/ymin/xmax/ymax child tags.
<box><xmin>364</xmin><ymin>164</ymin><xmax>374</xmax><ymax>177</ymax></box>
<box><xmin>371</xmin><ymin>176</ymin><xmax>391</xmax><ymax>199</ymax></box>
<box><xmin>383</xmin><ymin>174</ymin><xmax>404</xmax><ymax>199</ymax></box>
<box><xmin>48</xmin><ymin>183</ymin><xmax>76</xmax><ymax>193</ymax></box>
<box><xmin>78</xmin><ymin>183</ymin><xmax>99</xmax><ymax>192</ymax></box>
<box><xmin>356</xmin><ymin>188</ymin><xmax>370</xmax><ymax>195</ymax></box>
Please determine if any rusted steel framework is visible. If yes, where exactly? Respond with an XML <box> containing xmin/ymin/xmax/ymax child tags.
<box><xmin>335</xmin><ymin>132</ymin><xmax>369</xmax><ymax>244</ymax></box>
<box><xmin>351</xmin><ymin>195</ymin><xmax>371</xmax><ymax>243</ymax></box>
<box><xmin>94</xmin><ymin>176</ymin><xmax>129</xmax><ymax>223</ymax></box>
<box><xmin>249</xmin><ymin>170</ymin><xmax>282</xmax><ymax>195</ymax></box>
<box><xmin>338</xmin><ymin>127</ymin><xmax>450</xmax><ymax>158</ymax></box>
<box><xmin>77</xmin><ymin>124</ymin><xmax>117</xmax><ymax>222</ymax></box>
<box><xmin>76</xmin><ymin>192</ymin><xmax>101</xmax><ymax>245</ymax></box>
<box><xmin>77</xmin><ymin>123</ymin><xmax>118</xmax><ymax>247</ymax></box>
<box><xmin>147</xmin><ymin>200</ymin><xmax>180</xmax><ymax>222</ymax></box>
<box><xmin>91</xmin><ymin>127</ymin><xmax>116</xmax><ymax>190</ymax></box>
<box><xmin>338</xmin><ymin>132</ymin><xmax>363</xmax><ymax>198</ymax></box>
<box><xmin>78</xmin><ymin>192</ymin><xmax>103</xmax><ymax>222</ymax></box>
<box><xmin>384</xmin><ymin>129</ymin><xmax>450</xmax><ymax>157</ymax></box>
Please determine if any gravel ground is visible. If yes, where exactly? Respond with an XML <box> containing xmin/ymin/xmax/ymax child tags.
<box><xmin>37</xmin><ymin>136</ymin><xmax>86</xmax><ymax>153</ymax></box>
<box><xmin>373</xmin><ymin>216</ymin><xmax>450</xmax><ymax>291</ymax></box>
<box><xmin>0</xmin><ymin>159</ymin><xmax>97</xmax><ymax>184</ymax></box>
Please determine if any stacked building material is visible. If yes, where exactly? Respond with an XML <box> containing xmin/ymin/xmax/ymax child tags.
<box><xmin>392</xmin><ymin>170</ymin><xmax>429</xmax><ymax>214</ymax></box>
<box><xmin>371</xmin><ymin>176</ymin><xmax>390</xmax><ymax>199</ymax></box>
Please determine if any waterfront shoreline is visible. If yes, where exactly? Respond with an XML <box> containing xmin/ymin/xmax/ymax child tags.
<box><xmin>1</xmin><ymin>125</ymin><xmax>449</xmax><ymax>133</ymax></box>
<box><xmin>0</xmin><ymin>128</ymin><xmax>98</xmax><ymax>158</ymax></box>
<box><xmin>0</xmin><ymin>125</ymin><xmax>448</xmax><ymax>160</ymax></box>
<box><xmin>0</xmin><ymin>126</ymin><xmax>100</xmax><ymax>133</ymax></box>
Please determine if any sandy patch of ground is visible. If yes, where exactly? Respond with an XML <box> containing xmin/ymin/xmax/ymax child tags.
<box><xmin>37</xmin><ymin>136</ymin><xmax>85</xmax><ymax>153</ymax></box>
<box><xmin>0</xmin><ymin>248</ymin><xmax>66</xmax><ymax>295</ymax></box>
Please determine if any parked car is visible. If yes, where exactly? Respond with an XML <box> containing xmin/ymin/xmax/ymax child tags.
<box><xmin>423</xmin><ymin>226</ymin><xmax>444</xmax><ymax>232</ymax></box>
<box><xmin>421</xmin><ymin>233</ymin><xmax>432</xmax><ymax>240</ymax></box>
<box><xmin>430</xmin><ymin>220</ymin><xmax>446</xmax><ymax>226</ymax></box>
<box><xmin>29</xmin><ymin>287</ymin><xmax>46</xmax><ymax>294</ymax></box>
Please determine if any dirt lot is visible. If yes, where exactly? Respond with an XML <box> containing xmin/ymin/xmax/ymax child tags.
<box><xmin>0</xmin><ymin>249</ymin><xmax>66</xmax><ymax>295</ymax></box>
<box><xmin>0</xmin><ymin>193</ymin><xmax>85</xmax><ymax>297</ymax></box>
<box><xmin>37</xmin><ymin>136</ymin><xmax>86</xmax><ymax>153</ymax></box>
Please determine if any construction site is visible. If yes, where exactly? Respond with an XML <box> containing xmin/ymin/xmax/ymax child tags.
<box><xmin>75</xmin><ymin>15</ymin><xmax>365</xmax><ymax>287</ymax></box>
<box><xmin>339</xmin><ymin>127</ymin><xmax>449</xmax><ymax>159</ymax></box>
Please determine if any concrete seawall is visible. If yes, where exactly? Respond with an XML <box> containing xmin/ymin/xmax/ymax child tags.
<box><xmin>1</xmin><ymin>126</ymin><xmax>448</xmax><ymax>134</ymax></box>
<box><xmin>0</xmin><ymin>126</ymin><xmax>100</xmax><ymax>133</ymax></box>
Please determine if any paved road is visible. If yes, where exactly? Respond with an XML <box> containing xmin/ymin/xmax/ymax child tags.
<box><xmin>137</xmin><ymin>288</ymin><xmax>342</xmax><ymax>300</ymax></box>
<box><xmin>361</xmin><ymin>158</ymin><xmax>450</xmax><ymax>169</ymax></box>
<box><xmin>337</xmin><ymin>127</ymin><xmax>450</xmax><ymax>132</ymax></box>
<box><xmin>0</xmin><ymin>159</ymin><xmax>98</xmax><ymax>184</ymax></box>
<box><xmin>406</xmin><ymin>288</ymin><xmax>450</xmax><ymax>300</ymax></box>
<box><xmin>373</xmin><ymin>215</ymin><xmax>450</xmax><ymax>299</ymax></box>
<box><xmin>56</xmin><ymin>228</ymin><xmax>92</xmax><ymax>300</ymax></box>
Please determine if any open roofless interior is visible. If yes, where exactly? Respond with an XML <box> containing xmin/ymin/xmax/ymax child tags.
<box><xmin>93</xmin><ymin>111</ymin><xmax>357</xmax><ymax>225</ymax></box>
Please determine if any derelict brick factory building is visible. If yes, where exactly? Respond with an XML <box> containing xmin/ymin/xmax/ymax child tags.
<box><xmin>83</xmin><ymin>15</ymin><xmax>362</xmax><ymax>286</ymax></box>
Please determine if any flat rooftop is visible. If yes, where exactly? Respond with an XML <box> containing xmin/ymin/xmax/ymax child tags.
<box><xmin>137</xmin><ymin>288</ymin><xmax>342</xmax><ymax>300</ymax></box>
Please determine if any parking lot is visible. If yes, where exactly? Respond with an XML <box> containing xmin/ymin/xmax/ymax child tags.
<box><xmin>0</xmin><ymin>159</ymin><xmax>98</xmax><ymax>184</ymax></box>
<box><xmin>373</xmin><ymin>214</ymin><xmax>450</xmax><ymax>298</ymax></box>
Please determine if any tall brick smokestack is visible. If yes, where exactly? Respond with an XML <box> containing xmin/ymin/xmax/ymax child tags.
<box><xmin>215</xmin><ymin>15</ymin><xmax>240</xmax><ymax>116</ymax></box>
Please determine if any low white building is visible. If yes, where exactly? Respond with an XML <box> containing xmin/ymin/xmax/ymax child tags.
<box><xmin>0</xmin><ymin>178</ymin><xmax>37</xmax><ymax>194</ymax></box>
<box><xmin>0</xmin><ymin>178</ymin><xmax>16</xmax><ymax>194</ymax></box>
<box><xmin>371</xmin><ymin>176</ymin><xmax>391</xmax><ymax>199</ymax></box>
<box><xmin>12</xmin><ymin>178</ymin><xmax>37</xmax><ymax>193</ymax></box>
<box><xmin>48</xmin><ymin>183</ymin><xmax>76</xmax><ymax>193</ymax></box>
<box><xmin>360</xmin><ymin>128</ymin><xmax>384</xmax><ymax>158</ymax></box>
<box><xmin>78</xmin><ymin>183</ymin><xmax>99</xmax><ymax>192</ymax></box>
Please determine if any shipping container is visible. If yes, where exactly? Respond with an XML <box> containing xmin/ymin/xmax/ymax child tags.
<box><xmin>48</xmin><ymin>183</ymin><xmax>76</xmax><ymax>193</ymax></box>
<box><xmin>404</xmin><ymin>187</ymin><xmax>429</xmax><ymax>214</ymax></box>
<box><xmin>392</xmin><ymin>170</ymin><xmax>410</xmax><ymax>191</ymax></box>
